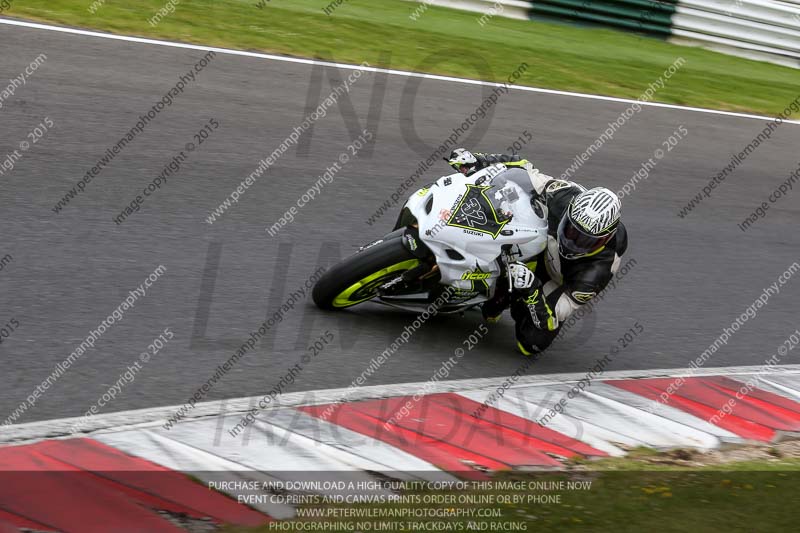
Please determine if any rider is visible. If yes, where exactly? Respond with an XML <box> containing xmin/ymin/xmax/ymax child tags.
<box><xmin>447</xmin><ymin>148</ymin><xmax>627</xmax><ymax>356</ymax></box>
<box><xmin>446</xmin><ymin>148</ymin><xmax>528</xmax><ymax>176</ymax></box>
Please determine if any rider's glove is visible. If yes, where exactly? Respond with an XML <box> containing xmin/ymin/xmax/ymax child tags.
<box><xmin>509</xmin><ymin>263</ymin><xmax>558</xmax><ymax>331</ymax></box>
<box><xmin>509</xmin><ymin>262</ymin><xmax>537</xmax><ymax>292</ymax></box>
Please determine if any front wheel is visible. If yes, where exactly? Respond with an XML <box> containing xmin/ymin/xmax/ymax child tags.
<box><xmin>312</xmin><ymin>237</ymin><xmax>420</xmax><ymax>310</ymax></box>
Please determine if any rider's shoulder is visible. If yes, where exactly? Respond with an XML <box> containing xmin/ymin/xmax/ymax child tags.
<box><xmin>544</xmin><ymin>178</ymin><xmax>584</xmax><ymax>196</ymax></box>
<box><xmin>544</xmin><ymin>179</ymin><xmax>572</xmax><ymax>193</ymax></box>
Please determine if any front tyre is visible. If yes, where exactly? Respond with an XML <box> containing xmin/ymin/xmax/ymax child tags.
<box><xmin>312</xmin><ymin>238</ymin><xmax>420</xmax><ymax>310</ymax></box>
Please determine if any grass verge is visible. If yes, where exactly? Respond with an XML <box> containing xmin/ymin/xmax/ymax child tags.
<box><xmin>4</xmin><ymin>0</ymin><xmax>799</xmax><ymax>116</ymax></box>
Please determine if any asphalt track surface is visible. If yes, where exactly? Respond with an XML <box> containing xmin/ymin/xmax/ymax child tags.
<box><xmin>1</xmin><ymin>22</ymin><xmax>799</xmax><ymax>424</ymax></box>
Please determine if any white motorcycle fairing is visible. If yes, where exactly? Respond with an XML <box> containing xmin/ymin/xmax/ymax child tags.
<box><xmin>404</xmin><ymin>165</ymin><xmax>549</xmax><ymax>301</ymax></box>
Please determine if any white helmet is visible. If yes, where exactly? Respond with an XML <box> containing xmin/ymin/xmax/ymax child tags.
<box><xmin>557</xmin><ymin>187</ymin><xmax>621</xmax><ymax>259</ymax></box>
<box><xmin>446</xmin><ymin>148</ymin><xmax>478</xmax><ymax>175</ymax></box>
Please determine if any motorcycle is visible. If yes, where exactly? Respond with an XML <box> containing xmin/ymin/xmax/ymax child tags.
<box><xmin>312</xmin><ymin>164</ymin><xmax>549</xmax><ymax>314</ymax></box>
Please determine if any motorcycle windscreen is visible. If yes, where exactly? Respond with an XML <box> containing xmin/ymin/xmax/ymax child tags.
<box><xmin>482</xmin><ymin>168</ymin><xmax>540</xmax><ymax>229</ymax></box>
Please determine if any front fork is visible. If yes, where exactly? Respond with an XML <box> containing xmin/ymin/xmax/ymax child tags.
<box><xmin>501</xmin><ymin>244</ymin><xmax>514</xmax><ymax>295</ymax></box>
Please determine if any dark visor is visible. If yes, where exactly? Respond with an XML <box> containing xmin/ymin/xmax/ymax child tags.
<box><xmin>557</xmin><ymin>214</ymin><xmax>612</xmax><ymax>258</ymax></box>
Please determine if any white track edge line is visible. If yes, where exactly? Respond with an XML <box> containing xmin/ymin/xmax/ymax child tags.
<box><xmin>2</xmin><ymin>364</ymin><xmax>800</xmax><ymax>445</ymax></box>
<box><xmin>1</xmin><ymin>17</ymin><xmax>798</xmax><ymax>125</ymax></box>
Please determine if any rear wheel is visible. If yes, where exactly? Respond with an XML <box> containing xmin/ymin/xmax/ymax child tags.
<box><xmin>312</xmin><ymin>238</ymin><xmax>420</xmax><ymax>310</ymax></box>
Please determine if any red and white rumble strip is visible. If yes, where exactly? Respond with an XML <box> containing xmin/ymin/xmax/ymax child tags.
<box><xmin>1</xmin><ymin>364</ymin><xmax>800</xmax><ymax>530</ymax></box>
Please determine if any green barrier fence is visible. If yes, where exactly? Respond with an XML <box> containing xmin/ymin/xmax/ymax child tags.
<box><xmin>530</xmin><ymin>0</ymin><xmax>677</xmax><ymax>35</ymax></box>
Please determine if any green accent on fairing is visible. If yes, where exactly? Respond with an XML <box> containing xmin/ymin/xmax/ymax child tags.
<box><xmin>332</xmin><ymin>259</ymin><xmax>420</xmax><ymax>308</ymax></box>
<box><xmin>463</xmin><ymin>265</ymin><xmax>492</xmax><ymax>296</ymax></box>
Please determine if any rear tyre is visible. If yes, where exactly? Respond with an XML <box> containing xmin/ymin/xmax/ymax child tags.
<box><xmin>312</xmin><ymin>238</ymin><xmax>419</xmax><ymax>310</ymax></box>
